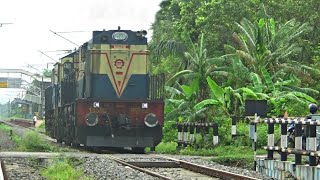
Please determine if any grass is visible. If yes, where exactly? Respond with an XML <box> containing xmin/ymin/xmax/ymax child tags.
<box><xmin>155</xmin><ymin>141</ymin><xmax>178</xmax><ymax>154</ymax></box>
<box><xmin>0</xmin><ymin>123</ymin><xmax>21</xmax><ymax>146</ymax></box>
<box><xmin>0</xmin><ymin>123</ymin><xmax>12</xmax><ymax>132</ymax></box>
<box><xmin>154</xmin><ymin>141</ymin><xmax>267</xmax><ymax>169</ymax></box>
<box><xmin>36</xmin><ymin>122</ymin><xmax>46</xmax><ymax>133</ymax></box>
<box><xmin>41</xmin><ymin>157</ymin><xmax>92</xmax><ymax>180</ymax></box>
<box><xmin>18</xmin><ymin>131</ymin><xmax>54</xmax><ymax>152</ymax></box>
<box><xmin>0</xmin><ymin>123</ymin><xmax>54</xmax><ymax>152</ymax></box>
<box><xmin>207</xmin><ymin>145</ymin><xmax>266</xmax><ymax>169</ymax></box>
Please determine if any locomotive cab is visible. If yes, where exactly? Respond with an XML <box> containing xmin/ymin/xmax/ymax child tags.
<box><xmin>45</xmin><ymin>28</ymin><xmax>165</xmax><ymax>151</ymax></box>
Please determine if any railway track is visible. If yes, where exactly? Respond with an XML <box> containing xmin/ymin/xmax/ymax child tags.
<box><xmin>5</xmin><ymin>119</ymin><xmax>33</xmax><ymax>128</ymax></box>
<box><xmin>108</xmin><ymin>154</ymin><xmax>259</xmax><ymax>180</ymax></box>
<box><xmin>0</xmin><ymin>160</ymin><xmax>8</xmax><ymax>180</ymax></box>
<box><xmin>1</xmin><ymin>119</ymin><xmax>261</xmax><ymax>180</ymax></box>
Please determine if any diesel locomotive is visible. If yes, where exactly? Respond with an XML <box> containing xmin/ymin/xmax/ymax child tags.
<box><xmin>45</xmin><ymin>28</ymin><xmax>165</xmax><ymax>151</ymax></box>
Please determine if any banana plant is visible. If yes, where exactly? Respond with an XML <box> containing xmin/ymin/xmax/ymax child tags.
<box><xmin>165</xmin><ymin>78</ymin><xmax>205</xmax><ymax>122</ymax></box>
<box><xmin>261</xmin><ymin>67</ymin><xmax>317</xmax><ymax>115</ymax></box>
<box><xmin>194</xmin><ymin>76</ymin><xmax>261</xmax><ymax>116</ymax></box>
<box><xmin>232</xmin><ymin>17</ymin><xmax>319</xmax><ymax>83</ymax></box>
<box><xmin>166</xmin><ymin>33</ymin><xmax>230</xmax><ymax>103</ymax></box>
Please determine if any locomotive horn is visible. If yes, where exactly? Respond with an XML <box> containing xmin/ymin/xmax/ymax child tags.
<box><xmin>136</xmin><ymin>31</ymin><xmax>142</xmax><ymax>36</ymax></box>
<box><xmin>142</xmin><ymin>30</ymin><xmax>147</xmax><ymax>36</ymax></box>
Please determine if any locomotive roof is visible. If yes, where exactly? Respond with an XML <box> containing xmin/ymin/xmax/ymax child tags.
<box><xmin>88</xmin><ymin>29</ymin><xmax>148</xmax><ymax>45</ymax></box>
<box><xmin>60</xmin><ymin>51</ymin><xmax>77</xmax><ymax>59</ymax></box>
<box><xmin>57</xmin><ymin>29</ymin><xmax>148</xmax><ymax>61</ymax></box>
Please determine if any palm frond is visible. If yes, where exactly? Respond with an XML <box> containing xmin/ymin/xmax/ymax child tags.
<box><xmin>261</xmin><ymin>67</ymin><xmax>275</xmax><ymax>92</ymax></box>
<box><xmin>150</xmin><ymin>39</ymin><xmax>186</xmax><ymax>61</ymax></box>
<box><xmin>236</xmin><ymin>50</ymin><xmax>255</xmax><ymax>65</ymax></box>
<box><xmin>301</xmin><ymin>65</ymin><xmax>320</xmax><ymax>75</ymax></box>
<box><xmin>165</xmin><ymin>86</ymin><xmax>183</xmax><ymax>98</ymax></box>
<box><xmin>194</xmin><ymin>99</ymin><xmax>220</xmax><ymax>110</ymax></box>
<box><xmin>250</xmin><ymin>72</ymin><xmax>263</xmax><ymax>93</ymax></box>
<box><xmin>166</xmin><ymin>70</ymin><xmax>193</xmax><ymax>86</ymax></box>
<box><xmin>235</xmin><ymin>20</ymin><xmax>256</xmax><ymax>50</ymax></box>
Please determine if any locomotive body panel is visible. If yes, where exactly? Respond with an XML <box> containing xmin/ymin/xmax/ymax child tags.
<box><xmin>45</xmin><ymin>28</ymin><xmax>164</xmax><ymax>149</ymax></box>
<box><xmin>74</xmin><ymin>99</ymin><xmax>163</xmax><ymax>147</ymax></box>
<box><xmin>76</xmin><ymin>99</ymin><xmax>164</xmax><ymax>127</ymax></box>
<box><xmin>83</xmin><ymin>41</ymin><xmax>148</xmax><ymax>99</ymax></box>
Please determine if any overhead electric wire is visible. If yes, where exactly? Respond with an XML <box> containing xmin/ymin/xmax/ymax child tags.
<box><xmin>49</xmin><ymin>30</ymin><xmax>79</xmax><ymax>46</ymax></box>
<box><xmin>43</xmin><ymin>50</ymin><xmax>73</xmax><ymax>53</ymax></box>
<box><xmin>56</xmin><ymin>30</ymin><xmax>90</xmax><ymax>33</ymax></box>
<box><xmin>37</xmin><ymin>50</ymin><xmax>59</xmax><ymax>63</ymax></box>
<box><xmin>0</xmin><ymin>23</ymin><xmax>13</xmax><ymax>27</ymax></box>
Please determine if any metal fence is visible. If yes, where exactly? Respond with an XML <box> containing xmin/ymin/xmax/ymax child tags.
<box><xmin>249</xmin><ymin>114</ymin><xmax>320</xmax><ymax>168</ymax></box>
<box><xmin>175</xmin><ymin>122</ymin><xmax>219</xmax><ymax>150</ymax></box>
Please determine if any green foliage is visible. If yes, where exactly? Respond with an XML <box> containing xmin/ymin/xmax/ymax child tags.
<box><xmin>228</xmin><ymin>122</ymin><xmax>251</xmax><ymax>147</ymax></box>
<box><xmin>18</xmin><ymin>131</ymin><xmax>53</xmax><ymax>152</ymax></box>
<box><xmin>0</xmin><ymin>123</ymin><xmax>12</xmax><ymax>132</ymax></box>
<box><xmin>41</xmin><ymin>158</ymin><xmax>90</xmax><ymax>180</ymax></box>
<box><xmin>162</xmin><ymin>121</ymin><xmax>177</xmax><ymax>142</ymax></box>
<box><xmin>154</xmin><ymin>0</ymin><xmax>320</xmax><ymax>151</ymax></box>
<box><xmin>180</xmin><ymin>146</ymin><xmax>217</xmax><ymax>156</ymax></box>
<box><xmin>36</xmin><ymin>122</ymin><xmax>46</xmax><ymax>133</ymax></box>
<box><xmin>43</xmin><ymin>69</ymin><xmax>52</xmax><ymax>78</ymax></box>
<box><xmin>261</xmin><ymin>67</ymin><xmax>275</xmax><ymax>92</ymax></box>
<box><xmin>0</xmin><ymin>123</ymin><xmax>21</xmax><ymax>147</ymax></box>
<box><xmin>155</xmin><ymin>141</ymin><xmax>177</xmax><ymax>154</ymax></box>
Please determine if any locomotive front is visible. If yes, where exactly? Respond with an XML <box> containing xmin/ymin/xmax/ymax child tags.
<box><xmin>74</xmin><ymin>29</ymin><xmax>165</xmax><ymax>150</ymax></box>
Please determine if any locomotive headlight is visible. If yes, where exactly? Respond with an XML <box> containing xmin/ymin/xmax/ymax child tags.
<box><xmin>112</xmin><ymin>32</ymin><xmax>128</xmax><ymax>41</ymax></box>
<box><xmin>144</xmin><ymin>113</ymin><xmax>158</xmax><ymax>128</ymax></box>
<box><xmin>85</xmin><ymin>112</ymin><xmax>99</xmax><ymax>126</ymax></box>
<box><xmin>142</xmin><ymin>103</ymin><xmax>148</xmax><ymax>109</ymax></box>
<box><xmin>93</xmin><ymin>102</ymin><xmax>100</xmax><ymax>108</ymax></box>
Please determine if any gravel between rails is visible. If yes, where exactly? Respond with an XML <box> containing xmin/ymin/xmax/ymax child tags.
<box><xmin>164</xmin><ymin>155</ymin><xmax>273</xmax><ymax>180</ymax></box>
<box><xmin>0</xmin><ymin>130</ymin><xmax>16</xmax><ymax>151</ymax></box>
<box><xmin>145</xmin><ymin>167</ymin><xmax>217</xmax><ymax>180</ymax></box>
<box><xmin>111</xmin><ymin>154</ymin><xmax>272</xmax><ymax>180</ymax></box>
<box><xmin>80</xmin><ymin>157</ymin><xmax>160</xmax><ymax>180</ymax></box>
<box><xmin>1</xmin><ymin>158</ymin><xmax>45</xmax><ymax>180</ymax></box>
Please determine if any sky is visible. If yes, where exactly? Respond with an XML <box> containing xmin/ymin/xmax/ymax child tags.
<box><xmin>0</xmin><ymin>0</ymin><xmax>162</xmax><ymax>103</ymax></box>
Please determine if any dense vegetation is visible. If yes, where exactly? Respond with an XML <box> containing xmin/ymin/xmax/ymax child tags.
<box><xmin>150</xmin><ymin>0</ymin><xmax>320</xmax><ymax>148</ymax></box>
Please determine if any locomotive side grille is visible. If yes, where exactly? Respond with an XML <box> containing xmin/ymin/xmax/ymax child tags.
<box><xmin>149</xmin><ymin>73</ymin><xmax>165</xmax><ymax>100</ymax></box>
<box><xmin>61</xmin><ymin>70</ymin><xmax>76</xmax><ymax>105</ymax></box>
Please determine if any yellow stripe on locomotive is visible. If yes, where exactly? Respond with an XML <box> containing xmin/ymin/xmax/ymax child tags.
<box><xmin>78</xmin><ymin>30</ymin><xmax>150</xmax><ymax>99</ymax></box>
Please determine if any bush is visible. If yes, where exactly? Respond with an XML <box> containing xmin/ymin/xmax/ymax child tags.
<box><xmin>155</xmin><ymin>141</ymin><xmax>177</xmax><ymax>154</ymax></box>
<box><xmin>162</xmin><ymin>121</ymin><xmax>177</xmax><ymax>142</ymax></box>
<box><xmin>36</xmin><ymin>122</ymin><xmax>46</xmax><ymax>133</ymax></box>
<box><xmin>19</xmin><ymin>131</ymin><xmax>53</xmax><ymax>152</ymax></box>
<box><xmin>180</xmin><ymin>146</ymin><xmax>217</xmax><ymax>156</ymax></box>
<box><xmin>41</xmin><ymin>159</ymin><xmax>90</xmax><ymax>180</ymax></box>
<box><xmin>0</xmin><ymin>123</ymin><xmax>13</xmax><ymax>131</ymax></box>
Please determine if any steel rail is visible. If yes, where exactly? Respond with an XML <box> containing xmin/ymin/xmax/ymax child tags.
<box><xmin>155</xmin><ymin>155</ymin><xmax>259</xmax><ymax>180</ymax></box>
<box><xmin>0</xmin><ymin>161</ymin><xmax>8</xmax><ymax>180</ymax></box>
<box><xmin>105</xmin><ymin>155</ymin><xmax>171</xmax><ymax>180</ymax></box>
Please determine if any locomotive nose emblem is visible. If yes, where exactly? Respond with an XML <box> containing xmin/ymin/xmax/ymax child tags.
<box><xmin>114</xmin><ymin>59</ymin><xmax>125</xmax><ymax>69</ymax></box>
